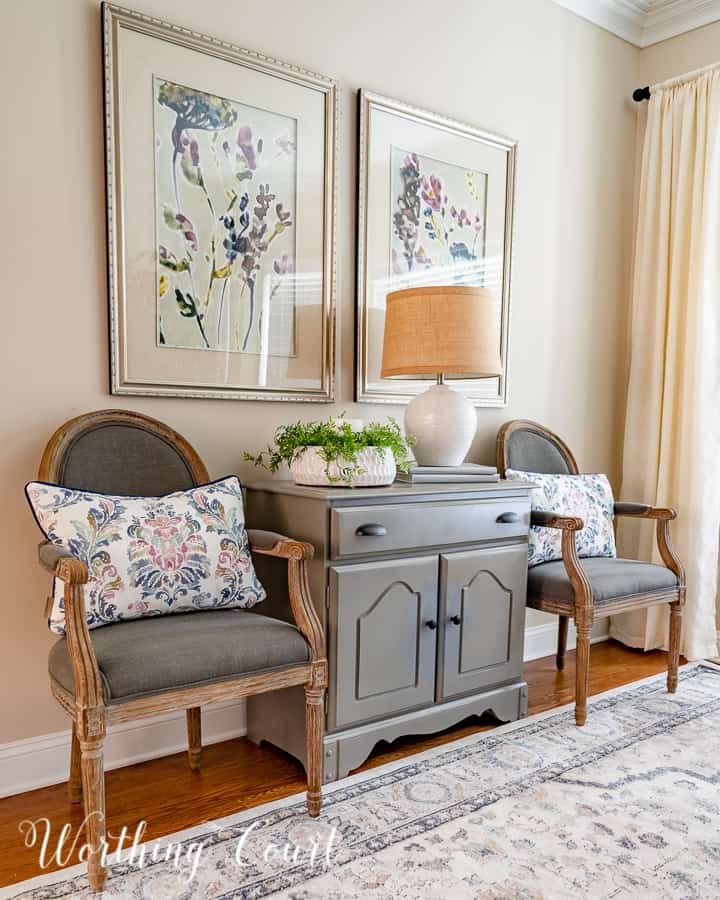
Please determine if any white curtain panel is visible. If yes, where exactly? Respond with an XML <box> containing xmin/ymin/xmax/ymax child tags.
<box><xmin>611</xmin><ymin>68</ymin><xmax>720</xmax><ymax>661</ymax></box>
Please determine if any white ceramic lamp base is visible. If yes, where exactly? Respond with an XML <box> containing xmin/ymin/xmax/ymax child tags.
<box><xmin>404</xmin><ymin>383</ymin><xmax>477</xmax><ymax>466</ymax></box>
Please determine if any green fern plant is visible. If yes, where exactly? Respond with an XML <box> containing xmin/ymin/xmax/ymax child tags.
<box><xmin>244</xmin><ymin>416</ymin><xmax>414</xmax><ymax>484</ymax></box>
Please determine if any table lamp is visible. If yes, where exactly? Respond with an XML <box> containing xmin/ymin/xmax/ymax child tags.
<box><xmin>381</xmin><ymin>285</ymin><xmax>502</xmax><ymax>466</ymax></box>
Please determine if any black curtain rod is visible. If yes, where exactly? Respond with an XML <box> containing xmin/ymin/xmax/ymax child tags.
<box><xmin>633</xmin><ymin>86</ymin><xmax>651</xmax><ymax>102</ymax></box>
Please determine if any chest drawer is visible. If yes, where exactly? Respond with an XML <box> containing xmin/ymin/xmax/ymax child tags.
<box><xmin>330</xmin><ymin>498</ymin><xmax>529</xmax><ymax>559</ymax></box>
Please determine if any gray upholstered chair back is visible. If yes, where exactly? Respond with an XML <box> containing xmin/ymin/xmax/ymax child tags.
<box><xmin>496</xmin><ymin>420</ymin><xmax>579</xmax><ymax>476</ymax></box>
<box><xmin>39</xmin><ymin>410</ymin><xmax>209</xmax><ymax>495</ymax></box>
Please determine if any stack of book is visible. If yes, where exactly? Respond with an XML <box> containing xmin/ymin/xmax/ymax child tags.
<box><xmin>396</xmin><ymin>463</ymin><xmax>499</xmax><ymax>484</ymax></box>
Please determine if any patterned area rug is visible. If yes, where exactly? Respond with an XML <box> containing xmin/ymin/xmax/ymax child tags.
<box><xmin>4</xmin><ymin>663</ymin><xmax>719</xmax><ymax>899</ymax></box>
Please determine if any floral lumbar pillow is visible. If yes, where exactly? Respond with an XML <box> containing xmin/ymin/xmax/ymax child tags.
<box><xmin>505</xmin><ymin>470</ymin><xmax>616</xmax><ymax>568</ymax></box>
<box><xmin>25</xmin><ymin>476</ymin><xmax>265</xmax><ymax>634</ymax></box>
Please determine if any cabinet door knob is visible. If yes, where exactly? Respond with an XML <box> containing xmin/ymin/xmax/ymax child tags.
<box><xmin>425</xmin><ymin>619</ymin><xmax>438</xmax><ymax>630</ymax></box>
<box><xmin>496</xmin><ymin>511</ymin><xmax>520</xmax><ymax>523</ymax></box>
<box><xmin>355</xmin><ymin>523</ymin><xmax>387</xmax><ymax>537</ymax></box>
<box><xmin>449</xmin><ymin>615</ymin><xmax>462</xmax><ymax>626</ymax></box>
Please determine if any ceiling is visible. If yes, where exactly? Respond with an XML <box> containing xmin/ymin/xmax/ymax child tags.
<box><xmin>551</xmin><ymin>0</ymin><xmax>720</xmax><ymax>46</ymax></box>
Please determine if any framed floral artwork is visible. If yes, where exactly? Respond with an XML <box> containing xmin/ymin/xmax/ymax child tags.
<box><xmin>104</xmin><ymin>4</ymin><xmax>336</xmax><ymax>400</ymax></box>
<box><xmin>356</xmin><ymin>90</ymin><xmax>516</xmax><ymax>405</ymax></box>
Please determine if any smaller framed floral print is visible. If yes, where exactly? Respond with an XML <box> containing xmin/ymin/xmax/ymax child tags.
<box><xmin>356</xmin><ymin>90</ymin><xmax>516</xmax><ymax>405</ymax></box>
<box><xmin>104</xmin><ymin>4</ymin><xmax>336</xmax><ymax>401</ymax></box>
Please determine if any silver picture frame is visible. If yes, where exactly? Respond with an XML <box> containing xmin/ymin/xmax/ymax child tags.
<box><xmin>104</xmin><ymin>3</ymin><xmax>337</xmax><ymax>401</ymax></box>
<box><xmin>356</xmin><ymin>90</ymin><xmax>516</xmax><ymax>406</ymax></box>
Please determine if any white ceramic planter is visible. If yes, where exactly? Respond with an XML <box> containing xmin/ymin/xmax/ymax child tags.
<box><xmin>290</xmin><ymin>446</ymin><xmax>396</xmax><ymax>487</ymax></box>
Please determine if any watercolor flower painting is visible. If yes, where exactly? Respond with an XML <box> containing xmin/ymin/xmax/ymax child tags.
<box><xmin>154</xmin><ymin>79</ymin><xmax>297</xmax><ymax>355</ymax></box>
<box><xmin>390</xmin><ymin>148</ymin><xmax>488</xmax><ymax>277</ymax></box>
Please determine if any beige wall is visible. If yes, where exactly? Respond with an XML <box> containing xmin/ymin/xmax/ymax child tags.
<box><xmin>641</xmin><ymin>21</ymin><xmax>720</xmax><ymax>84</ymax></box>
<box><xmin>0</xmin><ymin>0</ymin><xmax>641</xmax><ymax>743</ymax></box>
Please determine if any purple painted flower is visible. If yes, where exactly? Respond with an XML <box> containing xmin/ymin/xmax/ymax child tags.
<box><xmin>275</xmin><ymin>203</ymin><xmax>292</xmax><ymax>229</ymax></box>
<box><xmin>421</xmin><ymin>175</ymin><xmax>443</xmax><ymax>211</ymax></box>
<box><xmin>189</xmin><ymin>138</ymin><xmax>200</xmax><ymax>167</ymax></box>
<box><xmin>252</xmin><ymin>183</ymin><xmax>275</xmax><ymax>221</ymax></box>
<box><xmin>273</xmin><ymin>253</ymin><xmax>294</xmax><ymax>276</ymax></box>
<box><xmin>450</xmin><ymin>206</ymin><xmax>474</xmax><ymax>228</ymax></box>
<box><xmin>157</xmin><ymin>244</ymin><xmax>189</xmax><ymax>273</ymax></box>
<box><xmin>237</xmin><ymin>125</ymin><xmax>263</xmax><ymax>171</ymax></box>
<box><xmin>403</xmin><ymin>153</ymin><xmax>420</xmax><ymax>179</ymax></box>
<box><xmin>171</xmin><ymin>125</ymin><xmax>184</xmax><ymax>153</ymax></box>
<box><xmin>274</xmin><ymin>133</ymin><xmax>296</xmax><ymax>157</ymax></box>
<box><xmin>175</xmin><ymin>213</ymin><xmax>198</xmax><ymax>251</ymax></box>
<box><xmin>393</xmin><ymin>154</ymin><xmax>422</xmax><ymax>271</ymax></box>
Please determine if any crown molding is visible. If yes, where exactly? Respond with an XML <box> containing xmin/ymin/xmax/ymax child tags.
<box><xmin>551</xmin><ymin>0</ymin><xmax>720</xmax><ymax>46</ymax></box>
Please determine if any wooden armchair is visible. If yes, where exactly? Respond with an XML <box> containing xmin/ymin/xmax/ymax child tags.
<box><xmin>496</xmin><ymin>419</ymin><xmax>685</xmax><ymax>726</ymax></box>
<box><xmin>37</xmin><ymin>410</ymin><xmax>327</xmax><ymax>893</ymax></box>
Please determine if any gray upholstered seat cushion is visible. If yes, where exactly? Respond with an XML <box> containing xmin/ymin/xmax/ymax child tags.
<box><xmin>49</xmin><ymin>610</ymin><xmax>311</xmax><ymax>704</ymax></box>
<box><xmin>528</xmin><ymin>557</ymin><xmax>678</xmax><ymax>605</ymax></box>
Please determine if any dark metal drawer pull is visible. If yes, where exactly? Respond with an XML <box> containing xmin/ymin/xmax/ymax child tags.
<box><xmin>496</xmin><ymin>511</ymin><xmax>520</xmax><ymax>524</ymax></box>
<box><xmin>355</xmin><ymin>523</ymin><xmax>387</xmax><ymax>537</ymax></box>
<box><xmin>425</xmin><ymin>619</ymin><xmax>438</xmax><ymax>630</ymax></box>
<box><xmin>449</xmin><ymin>615</ymin><xmax>462</xmax><ymax>626</ymax></box>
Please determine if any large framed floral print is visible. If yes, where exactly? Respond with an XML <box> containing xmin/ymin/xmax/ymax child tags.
<box><xmin>104</xmin><ymin>4</ymin><xmax>336</xmax><ymax>401</ymax></box>
<box><xmin>356</xmin><ymin>91</ymin><xmax>516</xmax><ymax>405</ymax></box>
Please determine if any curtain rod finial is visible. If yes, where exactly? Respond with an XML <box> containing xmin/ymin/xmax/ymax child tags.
<box><xmin>633</xmin><ymin>86</ymin><xmax>651</xmax><ymax>102</ymax></box>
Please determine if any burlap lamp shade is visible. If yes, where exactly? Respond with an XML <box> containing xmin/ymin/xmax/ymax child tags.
<box><xmin>381</xmin><ymin>286</ymin><xmax>501</xmax><ymax>379</ymax></box>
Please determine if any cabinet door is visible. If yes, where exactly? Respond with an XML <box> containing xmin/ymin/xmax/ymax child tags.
<box><xmin>438</xmin><ymin>545</ymin><xmax>527</xmax><ymax>701</ymax></box>
<box><xmin>329</xmin><ymin>556</ymin><xmax>438</xmax><ymax>730</ymax></box>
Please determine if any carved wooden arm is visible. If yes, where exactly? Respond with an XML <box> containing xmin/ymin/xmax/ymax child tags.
<box><xmin>38</xmin><ymin>542</ymin><xmax>104</xmax><ymax>713</ymax></box>
<box><xmin>529</xmin><ymin>512</ymin><xmax>593</xmax><ymax>619</ymax></box>
<box><xmin>531</xmin><ymin>510</ymin><xmax>584</xmax><ymax>532</ymax></box>
<box><xmin>613</xmin><ymin>501</ymin><xmax>675</xmax><ymax>520</ymax></box>
<box><xmin>613</xmin><ymin>502</ymin><xmax>685</xmax><ymax>586</ymax></box>
<box><xmin>247</xmin><ymin>530</ymin><xmax>326</xmax><ymax>663</ymax></box>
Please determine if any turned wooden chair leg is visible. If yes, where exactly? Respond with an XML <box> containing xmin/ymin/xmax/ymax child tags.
<box><xmin>667</xmin><ymin>601</ymin><xmax>682</xmax><ymax>693</ymax></box>
<box><xmin>186</xmin><ymin>707</ymin><xmax>202</xmax><ymax>771</ymax></box>
<box><xmin>556</xmin><ymin>616</ymin><xmax>569</xmax><ymax>671</ymax></box>
<box><xmin>80</xmin><ymin>733</ymin><xmax>107</xmax><ymax>893</ymax></box>
<box><xmin>304</xmin><ymin>684</ymin><xmax>324</xmax><ymax>817</ymax></box>
<box><xmin>68</xmin><ymin>724</ymin><xmax>83</xmax><ymax>804</ymax></box>
<box><xmin>574</xmin><ymin>624</ymin><xmax>591</xmax><ymax>726</ymax></box>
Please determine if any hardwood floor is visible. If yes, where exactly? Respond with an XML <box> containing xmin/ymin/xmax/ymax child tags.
<box><xmin>0</xmin><ymin>640</ymin><xmax>676</xmax><ymax>889</ymax></box>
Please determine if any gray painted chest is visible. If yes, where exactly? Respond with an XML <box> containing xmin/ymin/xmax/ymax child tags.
<box><xmin>246</xmin><ymin>479</ymin><xmax>533</xmax><ymax>783</ymax></box>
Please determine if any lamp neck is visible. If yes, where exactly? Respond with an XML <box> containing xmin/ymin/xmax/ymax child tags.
<box><xmin>436</xmin><ymin>372</ymin><xmax>445</xmax><ymax>386</ymax></box>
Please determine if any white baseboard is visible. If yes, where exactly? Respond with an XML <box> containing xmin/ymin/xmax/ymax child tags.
<box><xmin>523</xmin><ymin>619</ymin><xmax>609</xmax><ymax>662</ymax></box>
<box><xmin>0</xmin><ymin>700</ymin><xmax>246</xmax><ymax>800</ymax></box>
<box><xmin>0</xmin><ymin>622</ymin><xmax>609</xmax><ymax>800</ymax></box>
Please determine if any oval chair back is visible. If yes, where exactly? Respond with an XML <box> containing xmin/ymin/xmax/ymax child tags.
<box><xmin>38</xmin><ymin>409</ymin><xmax>209</xmax><ymax>494</ymax></box>
<box><xmin>496</xmin><ymin>419</ymin><xmax>579</xmax><ymax>477</ymax></box>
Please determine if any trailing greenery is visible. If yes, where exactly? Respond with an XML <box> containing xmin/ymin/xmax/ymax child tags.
<box><xmin>244</xmin><ymin>415</ymin><xmax>415</xmax><ymax>483</ymax></box>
